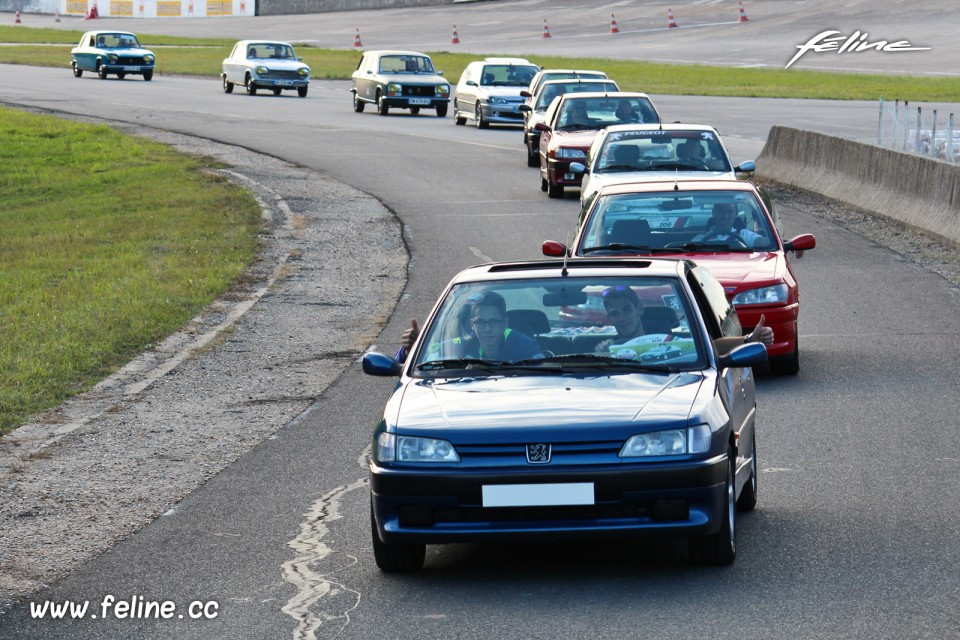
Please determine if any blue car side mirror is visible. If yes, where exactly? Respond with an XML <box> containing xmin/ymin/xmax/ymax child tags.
<box><xmin>362</xmin><ymin>352</ymin><xmax>403</xmax><ymax>377</ymax></box>
<box><xmin>718</xmin><ymin>341</ymin><xmax>767</xmax><ymax>369</ymax></box>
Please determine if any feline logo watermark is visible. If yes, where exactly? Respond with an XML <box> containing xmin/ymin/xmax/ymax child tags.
<box><xmin>786</xmin><ymin>30</ymin><xmax>931</xmax><ymax>69</ymax></box>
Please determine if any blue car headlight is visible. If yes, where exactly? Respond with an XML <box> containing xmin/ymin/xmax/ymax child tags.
<box><xmin>619</xmin><ymin>425</ymin><xmax>711</xmax><ymax>457</ymax></box>
<box><xmin>437</xmin><ymin>84</ymin><xmax>450</xmax><ymax>95</ymax></box>
<box><xmin>107</xmin><ymin>54</ymin><xmax>118</xmax><ymax>63</ymax></box>
<box><xmin>732</xmin><ymin>284</ymin><xmax>789</xmax><ymax>305</ymax></box>
<box><xmin>377</xmin><ymin>433</ymin><xmax>460</xmax><ymax>463</ymax></box>
<box><xmin>555</xmin><ymin>148</ymin><xmax>587</xmax><ymax>160</ymax></box>
<box><xmin>143</xmin><ymin>54</ymin><xmax>155</xmax><ymax>64</ymax></box>
<box><xmin>256</xmin><ymin>66</ymin><xmax>269</xmax><ymax>75</ymax></box>
<box><xmin>298</xmin><ymin>67</ymin><xmax>309</xmax><ymax>77</ymax></box>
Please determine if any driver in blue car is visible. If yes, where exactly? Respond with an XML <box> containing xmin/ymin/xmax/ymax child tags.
<box><xmin>396</xmin><ymin>291</ymin><xmax>543</xmax><ymax>363</ymax></box>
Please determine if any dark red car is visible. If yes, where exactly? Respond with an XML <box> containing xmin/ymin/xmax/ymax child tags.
<box><xmin>542</xmin><ymin>180</ymin><xmax>816</xmax><ymax>374</ymax></box>
<box><xmin>536</xmin><ymin>92</ymin><xmax>660</xmax><ymax>199</ymax></box>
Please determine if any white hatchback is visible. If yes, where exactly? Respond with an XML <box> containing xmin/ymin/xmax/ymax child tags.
<box><xmin>574</xmin><ymin>124</ymin><xmax>755</xmax><ymax>205</ymax></box>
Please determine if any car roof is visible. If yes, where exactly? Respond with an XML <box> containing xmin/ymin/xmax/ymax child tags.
<box><xmin>235</xmin><ymin>39</ymin><xmax>294</xmax><ymax>47</ymax></box>
<box><xmin>539</xmin><ymin>78</ymin><xmax>618</xmax><ymax>89</ymax></box>
<box><xmin>558</xmin><ymin>91</ymin><xmax>653</xmax><ymax>100</ymax></box>
<box><xmin>482</xmin><ymin>57</ymin><xmax>535</xmax><ymax>65</ymax></box>
<box><xmin>600</xmin><ymin>123</ymin><xmax>721</xmax><ymax>135</ymax></box>
<box><xmin>537</xmin><ymin>69</ymin><xmax>607</xmax><ymax>76</ymax></box>
<box><xmin>86</xmin><ymin>30</ymin><xmax>137</xmax><ymax>36</ymax></box>
<box><xmin>594</xmin><ymin>179</ymin><xmax>760</xmax><ymax>199</ymax></box>
<box><xmin>365</xmin><ymin>50</ymin><xmax>434</xmax><ymax>58</ymax></box>
<box><xmin>449</xmin><ymin>258</ymin><xmax>689</xmax><ymax>285</ymax></box>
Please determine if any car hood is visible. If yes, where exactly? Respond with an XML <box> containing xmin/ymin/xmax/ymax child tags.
<box><xmin>478</xmin><ymin>86</ymin><xmax>526</xmax><ymax>99</ymax></box>
<box><xmin>392</xmin><ymin>372</ymin><xmax>705</xmax><ymax>440</ymax></box>
<box><xmin>552</xmin><ymin>130</ymin><xmax>602</xmax><ymax>147</ymax></box>
<box><xmin>591</xmin><ymin>171</ymin><xmax>736</xmax><ymax>188</ymax></box>
<box><xmin>249</xmin><ymin>59</ymin><xmax>308</xmax><ymax>70</ymax></box>
<box><xmin>673</xmin><ymin>251</ymin><xmax>784</xmax><ymax>287</ymax></box>
<box><xmin>377</xmin><ymin>72</ymin><xmax>446</xmax><ymax>84</ymax></box>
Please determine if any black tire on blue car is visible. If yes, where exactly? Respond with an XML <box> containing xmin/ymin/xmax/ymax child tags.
<box><xmin>377</xmin><ymin>91</ymin><xmax>389</xmax><ymax>116</ymax></box>
<box><xmin>97</xmin><ymin>63</ymin><xmax>107</xmax><ymax>79</ymax></box>
<box><xmin>436</xmin><ymin>103</ymin><xmax>448</xmax><ymax>117</ymax></box>
<box><xmin>73</xmin><ymin>63</ymin><xmax>82</xmax><ymax>78</ymax></box>
<box><xmin>688</xmin><ymin>451</ymin><xmax>736</xmax><ymax>566</ymax></box>
<box><xmin>370</xmin><ymin>502</ymin><xmax>425</xmax><ymax>572</ymax></box>
<box><xmin>246</xmin><ymin>75</ymin><xmax>257</xmax><ymax>96</ymax></box>
<box><xmin>737</xmin><ymin>433</ymin><xmax>758</xmax><ymax>511</ymax></box>
<box><xmin>143</xmin><ymin>70</ymin><xmax>153</xmax><ymax>82</ymax></box>
<box><xmin>298</xmin><ymin>86</ymin><xmax>308</xmax><ymax>98</ymax></box>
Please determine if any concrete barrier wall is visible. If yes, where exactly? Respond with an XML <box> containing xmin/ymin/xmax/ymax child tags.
<box><xmin>757</xmin><ymin>126</ymin><xmax>960</xmax><ymax>249</ymax></box>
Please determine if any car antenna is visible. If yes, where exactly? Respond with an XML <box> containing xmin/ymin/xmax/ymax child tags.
<box><xmin>674</xmin><ymin>170</ymin><xmax>680</xmax><ymax>191</ymax></box>
<box><xmin>561</xmin><ymin>231</ymin><xmax>570</xmax><ymax>276</ymax></box>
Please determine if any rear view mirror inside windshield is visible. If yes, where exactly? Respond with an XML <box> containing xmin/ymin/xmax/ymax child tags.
<box><xmin>543</xmin><ymin>289</ymin><xmax>588</xmax><ymax>306</ymax></box>
<box><xmin>658</xmin><ymin>199</ymin><xmax>694</xmax><ymax>211</ymax></box>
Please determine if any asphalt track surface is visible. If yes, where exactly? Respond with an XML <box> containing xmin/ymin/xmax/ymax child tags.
<box><xmin>2</xmin><ymin>1</ymin><xmax>960</xmax><ymax>638</ymax></box>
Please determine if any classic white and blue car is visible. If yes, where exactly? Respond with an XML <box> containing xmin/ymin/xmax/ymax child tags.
<box><xmin>221</xmin><ymin>40</ymin><xmax>310</xmax><ymax>97</ymax></box>
<box><xmin>71</xmin><ymin>31</ymin><xmax>155</xmax><ymax>81</ymax></box>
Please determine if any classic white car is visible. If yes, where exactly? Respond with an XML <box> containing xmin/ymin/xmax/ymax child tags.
<box><xmin>71</xmin><ymin>31</ymin><xmax>155</xmax><ymax>81</ymax></box>
<box><xmin>221</xmin><ymin>40</ymin><xmax>310</xmax><ymax>97</ymax></box>
<box><xmin>351</xmin><ymin>50</ymin><xmax>450</xmax><ymax>116</ymax></box>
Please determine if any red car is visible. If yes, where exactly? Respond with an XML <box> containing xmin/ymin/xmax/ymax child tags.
<box><xmin>542</xmin><ymin>180</ymin><xmax>816</xmax><ymax>374</ymax></box>
<box><xmin>536</xmin><ymin>92</ymin><xmax>659</xmax><ymax>199</ymax></box>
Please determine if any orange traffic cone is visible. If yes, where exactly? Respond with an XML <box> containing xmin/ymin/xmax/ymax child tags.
<box><xmin>353</xmin><ymin>27</ymin><xmax>362</xmax><ymax>47</ymax></box>
<box><xmin>542</xmin><ymin>18</ymin><xmax>551</xmax><ymax>38</ymax></box>
<box><xmin>14</xmin><ymin>10</ymin><xmax>21</xmax><ymax>23</ymax></box>
<box><xmin>610</xmin><ymin>13</ymin><xmax>619</xmax><ymax>34</ymax></box>
<box><xmin>451</xmin><ymin>25</ymin><xmax>460</xmax><ymax>44</ymax></box>
<box><xmin>667</xmin><ymin>8</ymin><xmax>678</xmax><ymax>28</ymax></box>
<box><xmin>738</xmin><ymin>1</ymin><xmax>749</xmax><ymax>22</ymax></box>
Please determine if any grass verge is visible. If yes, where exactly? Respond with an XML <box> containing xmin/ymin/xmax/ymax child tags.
<box><xmin>0</xmin><ymin>106</ymin><xmax>262</xmax><ymax>434</ymax></box>
<box><xmin>1</xmin><ymin>26</ymin><xmax>958</xmax><ymax>101</ymax></box>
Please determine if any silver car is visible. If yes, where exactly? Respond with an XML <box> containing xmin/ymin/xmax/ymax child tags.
<box><xmin>351</xmin><ymin>50</ymin><xmax>450</xmax><ymax>117</ymax></box>
<box><xmin>221</xmin><ymin>40</ymin><xmax>310</xmax><ymax>97</ymax></box>
<box><xmin>453</xmin><ymin>57</ymin><xmax>540</xmax><ymax>128</ymax></box>
<box><xmin>574</xmin><ymin>124</ymin><xmax>756</xmax><ymax>205</ymax></box>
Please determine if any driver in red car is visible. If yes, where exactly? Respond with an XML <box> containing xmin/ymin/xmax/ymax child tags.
<box><xmin>692</xmin><ymin>202</ymin><xmax>766</xmax><ymax>248</ymax></box>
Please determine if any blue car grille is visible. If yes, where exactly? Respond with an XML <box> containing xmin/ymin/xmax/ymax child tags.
<box><xmin>261</xmin><ymin>69</ymin><xmax>302</xmax><ymax>79</ymax></box>
<box><xmin>456</xmin><ymin>440</ymin><xmax>623</xmax><ymax>467</ymax></box>
<box><xmin>403</xmin><ymin>85</ymin><xmax>436</xmax><ymax>97</ymax></box>
<box><xmin>116</xmin><ymin>55</ymin><xmax>148</xmax><ymax>65</ymax></box>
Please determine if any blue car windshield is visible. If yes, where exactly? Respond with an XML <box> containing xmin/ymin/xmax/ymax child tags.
<box><xmin>412</xmin><ymin>276</ymin><xmax>706</xmax><ymax>374</ymax></box>
<box><xmin>380</xmin><ymin>55</ymin><xmax>435</xmax><ymax>74</ymax></box>
<box><xmin>97</xmin><ymin>34</ymin><xmax>140</xmax><ymax>48</ymax></box>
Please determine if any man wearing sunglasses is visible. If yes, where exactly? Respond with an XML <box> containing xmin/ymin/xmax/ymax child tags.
<box><xmin>396</xmin><ymin>291</ymin><xmax>543</xmax><ymax>363</ymax></box>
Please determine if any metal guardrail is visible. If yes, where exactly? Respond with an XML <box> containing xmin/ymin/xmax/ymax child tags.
<box><xmin>877</xmin><ymin>98</ymin><xmax>958</xmax><ymax>164</ymax></box>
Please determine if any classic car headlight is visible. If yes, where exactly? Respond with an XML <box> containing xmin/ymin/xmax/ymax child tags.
<box><xmin>387</xmin><ymin>83</ymin><xmax>402</xmax><ymax>93</ymax></box>
<box><xmin>256</xmin><ymin>66</ymin><xmax>268</xmax><ymax>75</ymax></box>
<box><xmin>619</xmin><ymin>425</ymin><xmax>711</xmax><ymax>457</ymax></box>
<box><xmin>437</xmin><ymin>84</ymin><xmax>450</xmax><ymax>95</ymax></box>
<box><xmin>555</xmin><ymin>148</ymin><xmax>587</xmax><ymax>160</ymax></box>
<box><xmin>298</xmin><ymin>67</ymin><xmax>309</xmax><ymax>77</ymax></box>
<box><xmin>376</xmin><ymin>432</ymin><xmax>460</xmax><ymax>463</ymax></box>
<box><xmin>107</xmin><ymin>54</ymin><xmax>118</xmax><ymax>63</ymax></box>
<box><xmin>732</xmin><ymin>284</ymin><xmax>789</xmax><ymax>305</ymax></box>
<box><xmin>144</xmin><ymin>54</ymin><xmax>155</xmax><ymax>64</ymax></box>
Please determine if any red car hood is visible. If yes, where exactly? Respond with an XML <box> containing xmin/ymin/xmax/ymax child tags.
<box><xmin>552</xmin><ymin>130</ymin><xmax>601</xmax><ymax>148</ymax></box>
<box><xmin>673</xmin><ymin>251</ymin><xmax>785</xmax><ymax>290</ymax></box>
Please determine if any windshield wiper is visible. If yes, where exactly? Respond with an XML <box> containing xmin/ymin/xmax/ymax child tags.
<box><xmin>416</xmin><ymin>358</ymin><xmax>506</xmax><ymax>371</ymax></box>
<box><xmin>520</xmin><ymin>354</ymin><xmax>679</xmax><ymax>373</ymax></box>
<box><xmin>599</xmin><ymin>164</ymin><xmax>639</xmax><ymax>172</ymax></box>
<box><xmin>416</xmin><ymin>358</ymin><xmax>555</xmax><ymax>373</ymax></box>
<box><xmin>582</xmin><ymin>243</ymin><xmax>651</xmax><ymax>253</ymax></box>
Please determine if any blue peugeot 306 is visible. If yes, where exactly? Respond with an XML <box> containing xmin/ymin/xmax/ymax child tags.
<box><xmin>362</xmin><ymin>258</ymin><xmax>767</xmax><ymax>571</ymax></box>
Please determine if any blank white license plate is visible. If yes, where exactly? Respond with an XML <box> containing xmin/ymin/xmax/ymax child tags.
<box><xmin>409</xmin><ymin>98</ymin><xmax>431</xmax><ymax>105</ymax></box>
<box><xmin>482</xmin><ymin>483</ymin><xmax>594</xmax><ymax>507</ymax></box>
<box><xmin>122</xmin><ymin>66</ymin><xmax>140</xmax><ymax>71</ymax></box>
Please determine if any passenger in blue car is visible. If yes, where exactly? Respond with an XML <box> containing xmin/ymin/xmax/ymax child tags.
<box><xmin>396</xmin><ymin>291</ymin><xmax>543</xmax><ymax>363</ymax></box>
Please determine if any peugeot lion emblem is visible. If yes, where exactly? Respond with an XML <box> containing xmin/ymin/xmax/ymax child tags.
<box><xmin>526</xmin><ymin>443</ymin><xmax>552</xmax><ymax>464</ymax></box>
